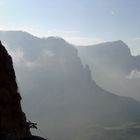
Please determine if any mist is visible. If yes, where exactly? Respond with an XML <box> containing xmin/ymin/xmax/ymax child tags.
<box><xmin>1</xmin><ymin>31</ymin><xmax>140</xmax><ymax>140</ymax></box>
<box><xmin>76</xmin><ymin>41</ymin><xmax>140</xmax><ymax>101</ymax></box>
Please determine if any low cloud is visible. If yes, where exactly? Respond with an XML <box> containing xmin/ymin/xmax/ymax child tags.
<box><xmin>65</xmin><ymin>36</ymin><xmax>105</xmax><ymax>46</ymax></box>
<box><xmin>126</xmin><ymin>69</ymin><xmax>140</xmax><ymax>79</ymax></box>
<box><xmin>5</xmin><ymin>45</ymin><xmax>40</xmax><ymax>68</ymax></box>
<box><xmin>133</xmin><ymin>38</ymin><xmax>140</xmax><ymax>41</ymax></box>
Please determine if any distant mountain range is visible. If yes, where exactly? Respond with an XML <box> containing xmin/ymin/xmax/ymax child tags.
<box><xmin>0</xmin><ymin>31</ymin><xmax>140</xmax><ymax>140</ymax></box>
<box><xmin>76</xmin><ymin>40</ymin><xmax>140</xmax><ymax>100</ymax></box>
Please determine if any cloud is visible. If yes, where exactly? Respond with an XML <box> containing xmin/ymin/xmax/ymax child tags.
<box><xmin>64</xmin><ymin>36</ymin><xmax>105</xmax><ymax>46</ymax></box>
<box><xmin>133</xmin><ymin>37</ymin><xmax>140</xmax><ymax>41</ymax></box>
<box><xmin>126</xmin><ymin>69</ymin><xmax>140</xmax><ymax>79</ymax></box>
<box><xmin>5</xmin><ymin>45</ymin><xmax>39</xmax><ymax>68</ymax></box>
<box><xmin>44</xmin><ymin>50</ymin><xmax>55</xmax><ymax>57</ymax></box>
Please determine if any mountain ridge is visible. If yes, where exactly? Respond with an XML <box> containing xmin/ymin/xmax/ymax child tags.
<box><xmin>76</xmin><ymin>39</ymin><xmax>140</xmax><ymax>101</ymax></box>
<box><xmin>0</xmin><ymin>31</ymin><xmax>140</xmax><ymax>140</ymax></box>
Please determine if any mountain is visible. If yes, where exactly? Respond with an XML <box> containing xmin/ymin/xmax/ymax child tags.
<box><xmin>0</xmin><ymin>41</ymin><xmax>47</xmax><ymax>140</ymax></box>
<box><xmin>0</xmin><ymin>31</ymin><xmax>140</xmax><ymax>140</ymax></box>
<box><xmin>0</xmin><ymin>41</ymin><xmax>31</xmax><ymax>139</ymax></box>
<box><xmin>76</xmin><ymin>41</ymin><xmax>140</xmax><ymax>100</ymax></box>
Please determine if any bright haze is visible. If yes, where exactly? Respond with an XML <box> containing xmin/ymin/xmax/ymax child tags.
<box><xmin>0</xmin><ymin>0</ymin><xmax>140</xmax><ymax>55</ymax></box>
<box><xmin>1</xmin><ymin>1</ymin><xmax>140</xmax><ymax>140</ymax></box>
<box><xmin>1</xmin><ymin>31</ymin><xmax>140</xmax><ymax>140</ymax></box>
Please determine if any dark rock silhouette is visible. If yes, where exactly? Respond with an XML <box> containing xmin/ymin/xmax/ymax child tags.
<box><xmin>21</xmin><ymin>136</ymin><xmax>47</xmax><ymax>140</ymax></box>
<box><xmin>0</xmin><ymin>41</ymin><xmax>32</xmax><ymax>139</ymax></box>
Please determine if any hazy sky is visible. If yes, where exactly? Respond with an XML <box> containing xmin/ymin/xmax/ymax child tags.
<box><xmin>0</xmin><ymin>0</ymin><xmax>140</xmax><ymax>54</ymax></box>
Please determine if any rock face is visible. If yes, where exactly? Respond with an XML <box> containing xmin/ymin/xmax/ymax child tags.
<box><xmin>0</xmin><ymin>41</ymin><xmax>31</xmax><ymax>138</ymax></box>
<box><xmin>76</xmin><ymin>40</ymin><xmax>140</xmax><ymax>100</ymax></box>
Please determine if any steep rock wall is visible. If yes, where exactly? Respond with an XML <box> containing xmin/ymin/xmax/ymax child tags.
<box><xmin>0</xmin><ymin>41</ymin><xmax>31</xmax><ymax>138</ymax></box>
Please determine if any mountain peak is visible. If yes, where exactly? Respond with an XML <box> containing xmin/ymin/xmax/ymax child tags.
<box><xmin>112</xmin><ymin>40</ymin><xmax>128</xmax><ymax>46</ymax></box>
<box><xmin>45</xmin><ymin>36</ymin><xmax>68</xmax><ymax>45</ymax></box>
<box><xmin>113</xmin><ymin>40</ymin><xmax>124</xmax><ymax>43</ymax></box>
<box><xmin>46</xmin><ymin>36</ymin><xmax>65</xmax><ymax>41</ymax></box>
<box><xmin>93</xmin><ymin>40</ymin><xmax>128</xmax><ymax>48</ymax></box>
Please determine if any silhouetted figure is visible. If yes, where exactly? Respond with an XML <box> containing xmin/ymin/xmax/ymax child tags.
<box><xmin>26</xmin><ymin>121</ymin><xmax>37</xmax><ymax>129</ymax></box>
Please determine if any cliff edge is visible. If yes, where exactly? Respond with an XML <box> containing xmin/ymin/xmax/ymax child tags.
<box><xmin>0</xmin><ymin>41</ymin><xmax>31</xmax><ymax>139</ymax></box>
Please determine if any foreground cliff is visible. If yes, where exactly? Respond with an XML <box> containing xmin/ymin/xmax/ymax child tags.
<box><xmin>0</xmin><ymin>41</ymin><xmax>31</xmax><ymax>139</ymax></box>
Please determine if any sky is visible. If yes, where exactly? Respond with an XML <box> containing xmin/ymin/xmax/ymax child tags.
<box><xmin>0</xmin><ymin>0</ymin><xmax>140</xmax><ymax>55</ymax></box>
